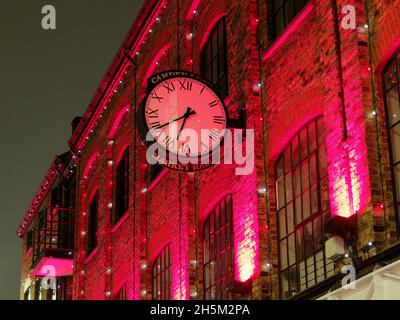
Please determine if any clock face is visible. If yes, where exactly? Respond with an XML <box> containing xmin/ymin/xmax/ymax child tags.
<box><xmin>144</xmin><ymin>76</ymin><xmax>227</xmax><ymax>159</ymax></box>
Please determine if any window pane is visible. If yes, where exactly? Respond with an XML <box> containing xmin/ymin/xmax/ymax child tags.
<box><xmin>384</xmin><ymin>60</ymin><xmax>398</xmax><ymax>89</ymax></box>
<box><xmin>296</xmin><ymin>227</ymin><xmax>304</xmax><ymax>260</ymax></box>
<box><xmin>313</xmin><ymin>216</ymin><xmax>323</xmax><ymax>250</ymax></box>
<box><xmin>301</xmin><ymin>161</ymin><xmax>309</xmax><ymax>192</ymax></box>
<box><xmin>387</xmin><ymin>87</ymin><xmax>400</xmax><ymax>126</ymax></box>
<box><xmin>287</xmin><ymin>203</ymin><xmax>294</xmax><ymax>234</ymax></box>
<box><xmin>302</xmin><ymin>190</ymin><xmax>310</xmax><ymax>220</ymax></box>
<box><xmin>280</xmin><ymin>240</ymin><xmax>288</xmax><ymax>271</ymax></box>
<box><xmin>294</xmin><ymin>168</ymin><xmax>301</xmax><ymax>196</ymax></box>
<box><xmin>276</xmin><ymin>157</ymin><xmax>284</xmax><ymax>179</ymax></box>
<box><xmin>277</xmin><ymin>177</ymin><xmax>285</xmax><ymax>209</ymax></box>
<box><xmin>391</xmin><ymin>124</ymin><xmax>400</xmax><ymax>164</ymax></box>
<box><xmin>285</xmin><ymin>172</ymin><xmax>293</xmax><ymax>203</ymax></box>
<box><xmin>279</xmin><ymin>209</ymin><xmax>287</xmax><ymax>239</ymax></box>
<box><xmin>394</xmin><ymin>164</ymin><xmax>400</xmax><ymax>203</ymax></box>
<box><xmin>304</xmin><ymin>222</ymin><xmax>313</xmax><ymax>256</ymax></box>
<box><xmin>288</xmin><ymin>234</ymin><xmax>296</xmax><ymax>266</ymax></box>
<box><xmin>308</xmin><ymin>121</ymin><xmax>317</xmax><ymax>152</ymax></box>
<box><xmin>203</xmin><ymin>195</ymin><xmax>233</xmax><ymax>300</ymax></box>
<box><xmin>275</xmin><ymin>117</ymin><xmax>331</xmax><ymax>298</ymax></box>
<box><xmin>201</xmin><ymin>19</ymin><xmax>228</xmax><ymax>98</ymax></box>
<box><xmin>300</xmin><ymin>128</ymin><xmax>308</xmax><ymax>160</ymax></box>
<box><xmin>292</xmin><ymin>135</ymin><xmax>299</xmax><ymax>167</ymax></box>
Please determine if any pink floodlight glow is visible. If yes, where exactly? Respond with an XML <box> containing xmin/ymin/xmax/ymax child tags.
<box><xmin>31</xmin><ymin>257</ymin><xmax>73</xmax><ymax>278</ymax></box>
<box><xmin>234</xmin><ymin>196</ymin><xmax>259</xmax><ymax>282</ymax></box>
<box><xmin>108</xmin><ymin>106</ymin><xmax>130</xmax><ymax>140</ymax></box>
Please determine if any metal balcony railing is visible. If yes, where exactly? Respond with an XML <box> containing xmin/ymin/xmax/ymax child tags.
<box><xmin>32</xmin><ymin>207</ymin><xmax>75</xmax><ymax>268</ymax></box>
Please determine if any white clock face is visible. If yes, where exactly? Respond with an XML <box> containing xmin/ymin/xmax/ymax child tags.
<box><xmin>144</xmin><ymin>77</ymin><xmax>227</xmax><ymax>158</ymax></box>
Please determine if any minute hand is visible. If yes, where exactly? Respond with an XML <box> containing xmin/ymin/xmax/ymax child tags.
<box><xmin>154</xmin><ymin>109</ymin><xmax>196</xmax><ymax>129</ymax></box>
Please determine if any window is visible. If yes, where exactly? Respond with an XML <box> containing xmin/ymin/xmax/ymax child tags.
<box><xmin>114</xmin><ymin>149</ymin><xmax>130</xmax><ymax>224</ymax></box>
<box><xmin>271</xmin><ymin>0</ymin><xmax>308</xmax><ymax>38</ymax></box>
<box><xmin>149</xmin><ymin>163</ymin><xmax>163</xmax><ymax>184</ymax></box>
<box><xmin>115</xmin><ymin>283</ymin><xmax>127</xmax><ymax>300</ymax></box>
<box><xmin>86</xmin><ymin>191</ymin><xmax>99</xmax><ymax>255</ymax></box>
<box><xmin>275</xmin><ymin>118</ymin><xmax>334</xmax><ymax>299</ymax></box>
<box><xmin>201</xmin><ymin>18</ymin><xmax>228</xmax><ymax>98</ymax></box>
<box><xmin>203</xmin><ymin>195</ymin><xmax>233</xmax><ymax>300</ymax></box>
<box><xmin>383</xmin><ymin>51</ymin><xmax>400</xmax><ymax>232</ymax></box>
<box><xmin>152</xmin><ymin>246</ymin><xmax>171</xmax><ymax>300</ymax></box>
<box><xmin>26</xmin><ymin>229</ymin><xmax>33</xmax><ymax>250</ymax></box>
<box><xmin>24</xmin><ymin>287</ymin><xmax>31</xmax><ymax>300</ymax></box>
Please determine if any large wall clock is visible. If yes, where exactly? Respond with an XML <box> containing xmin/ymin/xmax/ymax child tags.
<box><xmin>137</xmin><ymin>70</ymin><xmax>229</xmax><ymax>172</ymax></box>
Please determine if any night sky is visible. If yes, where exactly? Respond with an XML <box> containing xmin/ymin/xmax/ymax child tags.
<box><xmin>0</xmin><ymin>0</ymin><xmax>144</xmax><ymax>299</ymax></box>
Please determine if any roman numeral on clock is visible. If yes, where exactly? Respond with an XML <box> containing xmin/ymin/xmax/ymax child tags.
<box><xmin>150</xmin><ymin>121</ymin><xmax>161</xmax><ymax>129</ymax></box>
<box><xmin>199</xmin><ymin>86</ymin><xmax>206</xmax><ymax>95</ymax></box>
<box><xmin>163</xmin><ymin>81</ymin><xmax>176</xmax><ymax>93</ymax></box>
<box><xmin>178</xmin><ymin>80</ymin><xmax>193</xmax><ymax>91</ymax></box>
<box><xmin>209</xmin><ymin>100</ymin><xmax>219</xmax><ymax>108</ymax></box>
<box><xmin>147</xmin><ymin>108</ymin><xmax>159</xmax><ymax>118</ymax></box>
<box><xmin>151</xmin><ymin>93</ymin><xmax>164</xmax><ymax>102</ymax></box>
<box><xmin>209</xmin><ymin>129</ymin><xmax>220</xmax><ymax>142</ymax></box>
<box><xmin>213</xmin><ymin>115</ymin><xmax>224</xmax><ymax>125</ymax></box>
<box><xmin>162</xmin><ymin>135</ymin><xmax>174</xmax><ymax>148</ymax></box>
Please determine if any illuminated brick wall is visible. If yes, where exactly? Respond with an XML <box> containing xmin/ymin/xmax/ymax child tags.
<box><xmin>18</xmin><ymin>0</ymin><xmax>400</xmax><ymax>300</ymax></box>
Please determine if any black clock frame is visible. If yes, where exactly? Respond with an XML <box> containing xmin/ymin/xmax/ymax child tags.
<box><xmin>137</xmin><ymin>70</ymin><xmax>242</xmax><ymax>172</ymax></box>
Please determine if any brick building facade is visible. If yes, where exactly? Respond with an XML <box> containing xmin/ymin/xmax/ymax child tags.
<box><xmin>17</xmin><ymin>0</ymin><xmax>400</xmax><ymax>300</ymax></box>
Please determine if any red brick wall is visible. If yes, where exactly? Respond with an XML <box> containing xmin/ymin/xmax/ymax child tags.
<box><xmin>19</xmin><ymin>0</ymin><xmax>400</xmax><ymax>300</ymax></box>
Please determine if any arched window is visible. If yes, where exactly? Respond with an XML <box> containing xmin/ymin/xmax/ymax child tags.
<box><xmin>383</xmin><ymin>51</ymin><xmax>400</xmax><ymax>232</ymax></box>
<box><xmin>201</xmin><ymin>18</ymin><xmax>228</xmax><ymax>98</ymax></box>
<box><xmin>152</xmin><ymin>245</ymin><xmax>171</xmax><ymax>300</ymax></box>
<box><xmin>275</xmin><ymin>118</ymin><xmax>333</xmax><ymax>299</ymax></box>
<box><xmin>271</xmin><ymin>0</ymin><xmax>307</xmax><ymax>38</ymax></box>
<box><xmin>113</xmin><ymin>148</ymin><xmax>129</xmax><ymax>224</ymax></box>
<box><xmin>86</xmin><ymin>191</ymin><xmax>98</xmax><ymax>255</ymax></box>
<box><xmin>203</xmin><ymin>194</ymin><xmax>233</xmax><ymax>300</ymax></box>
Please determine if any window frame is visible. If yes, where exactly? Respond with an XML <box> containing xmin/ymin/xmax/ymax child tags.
<box><xmin>86</xmin><ymin>191</ymin><xmax>99</xmax><ymax>256</ymax></box>
<box><xmin>383</xmin><ymin>49</ymin><xmax>400</xmax><ymax>236</ymax></box>
<box><xmin>114</xmin><ymin>283</ymin><xmax>128</xmax><ymax>300</ymax></box>
<box><xmin>275</xmin><ymin>117</ymin><xmax>334</xmax><ymax>299</ymax></box>
<box><xmin>201</xmin><ymin>17</ymin><xmax>229</xmax><ymax>99</ymax></box>
<box><xmin>202</xmin><ymin>194</ymin><xmax>234</xmax><ymax>300</ymax></box>
<box><xmin>270</xmin><ymin>0</ymin><xmax>308</xmax><ymax>39</ymax></box>
<box><xmin>151</xmin><ymin>245</ymin><xmax>172</xmax><ymax>300</ymax></box>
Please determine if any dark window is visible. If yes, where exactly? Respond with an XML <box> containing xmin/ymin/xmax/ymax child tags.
<box><xmin>24</xmin><ymin>287</ymin><xmax>31</xmax><ymax>300</ymax></box>
<box><xmin>201</xmin><ymin>18</ymin><xmax>228</xmax><ymax>98</ymax></box>
<box><xmin>86</xmin><ymin>191</ymin><xmax>99</xmax><ymax>255</ymax></box>
<box><xmin>115</xmin><ymin>283</ymin><xmax>128</xmax><ymax>300</ymax></box>
<box><xmin>34</xmin><ymin>279</ymin><xmax>41</xmax><ymax>300</ymax></box>
<box><xmin>271</xmin><ymin>0</ymin><xmax>308</xmax><ymax>38</ymax></box>
<box><xmin>26</xmin><ymin>229</ymin><xmax>33</xmax><ymax>250</ymax></box>
<box><xmin>383</xmin><ymin>51</ymin><xmax>400</xmax><ymax>233</ymax></box>
<box><xmin>203</xmin><ymin>195</ymin><xmax>233</xmax><ymax>300</ymax></box>
<box><xmin>114</xmin><ymin>149</ymin><xmax>130</xmax><ymax>224</ymax></box>
<box><xmin>152</xmin><ymin>245</ymin><xmax>172</xmax><ymax>300</ymax></box>
<box><xmin>51</xmin><ymin>184</ymin><xmax>61</xmax><ymax>207</ymax></box>
<box><xmin>149</xmin><ymin>164</ymin><xmax>164</xmax><ymax>184</ymax></box>
<box><xmin>275</xmin><ymin>118</ymin><xmax>334</xmax><ymax>299</ymax></box>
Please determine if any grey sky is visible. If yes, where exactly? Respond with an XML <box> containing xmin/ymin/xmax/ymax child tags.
<box><xmin>0</xmin><ymin>0</ymin><xmax>144</xmax><ymax>299</ymax></box>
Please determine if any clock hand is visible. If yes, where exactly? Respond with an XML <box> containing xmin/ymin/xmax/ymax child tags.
<box><xmin>177</xmin><ymin>107</ymin><xmax>196</xmax><ymax>139</ymax></box>
<box><xmin>153</xmin><ymin>108</ymin><xmax>196</xmax><ymax>130</ymax></box>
